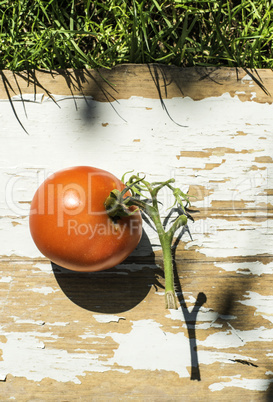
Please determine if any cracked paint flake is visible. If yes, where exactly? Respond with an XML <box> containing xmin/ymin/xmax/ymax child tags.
<box><xmin>215</xmin><ymin>261</ymin><xmax>273</xmax><ymax>276</ymax></box>
<box><xmin>238</xmin><ymin>291</ymin><xmax>273</xmax><ymax>324</ymax></box>
<box><xmin>0</xmin><ymin>276</ymin><xmax>12</xmax><ymax>283</ymax></box>
<box><xmin>209</xmin><ymin>375</ymin><xmax>273</xmax><ymax>392</ymax></box>
<box><xmin>32</xmin><ymin>262</ymin><xmax>53</xmax><ymax>274</ymax></box>
<box><xmin>30</xmin><ymin>286</ymin><xmax>59</xmax><ymax>295</ymax></box>
<box><xmin>12</xmin><ymin>318</ymin><xmax>45</xmax><ymax>326</ymax></box>
<box><xmin>199</xmin><ymin>326</ymin><xmax>273</xmax><ymax>349</ymax></box>
<box><xmin>93</xmin><ymin>315</ymin><xmax>125</xmax><ymax>323</ymax></box>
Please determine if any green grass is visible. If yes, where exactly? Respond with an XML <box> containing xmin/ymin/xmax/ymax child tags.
<box><xmin>0</xmin><ymin>0</ymin><xmax>273</xmax><ymax>71</ymax></box>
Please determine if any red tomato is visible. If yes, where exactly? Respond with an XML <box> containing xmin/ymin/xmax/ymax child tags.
<box><xmin>29</xmin><ymin>166</ymin><xmax>142</xmax><ymax>272</ymax></box>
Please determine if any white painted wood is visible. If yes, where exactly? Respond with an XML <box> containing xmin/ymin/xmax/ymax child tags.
<box><xmin>0</xmin><ymin>70</ymin><xmax>273</xmax><ymax>400</ymax></box>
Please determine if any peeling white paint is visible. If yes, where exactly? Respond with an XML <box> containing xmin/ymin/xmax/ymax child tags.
<box><xmin>0</xmin><ymin>315</ymin><xmax>270</xmax><ymax>385</ymax></box>
<box><xmin>47</xmin><ymin>322</ymin><xmax>70</xmax><ymax>327</ymax></box>
<box><xmin>199</xmin><ymin>350</ymin><xmax>258</xmax><ymax>367</ymax></box>
<box><xmin>199</xmin><ymin>326</ymin><xmax>273</xmax><ymax>349</ymax></box>
<box><xmin>238</xmin><ymin>291</ymin><xmax>273</xmax><ymax>324</ymax></box>
<box><xmin>1</xmin><ymin>93</ymin><xmax>272</xmax><ymax>262</ymax></box>
<box><xmin>107</xmin><ymin>319</ymin><xmax>258</xmax><ymax>378</ymax></box>
<box><xmin>0</xmin><ymin>328</ymin><xmax>112</xmax><ymax>384</ymax></box>
<box><xmin>93</xmin><ymin>315</ymin><xmax>125</xmax><ymax>323</ymax></box>
<box><xmin>167</xmin><ymin>305</ymin><xmax>216</xmax><ymax>322</ymax></box>
<box><xmin>166</xmin><ymin>305</ymin><xmax>236</xmax><ymax>324</ymax></box>
<box><xmin>186</xmin><ymin>217</ymin><xmax>272</xmax><ymax>258</ymax></box>
<box><xmin>32</xmin><ymin>262</ymin><xmax>53</xmax><ymax>274</ymax></box>
<box><xmin>241</xmin><ymin>74</ymin><xmax>253</xmax><ymax>83</ymax></box>
<box><xmin>209</xmin><ymin>374</ymin><xmax>273</xmax><ymax>392</ymax></box>
<box><xmin>0</xmin><ymin>91</ymin><xmax>272</xmax><ymax>393</ymax></box>
<box><xmin>12</xmin><ymin>318</ymin><xmax>45</xmax><ymax>326</ymax></box>
<box><xmin>0</xmin><ymin>276</ymin><xmax>12</xmax><ymax>283</ymax></box>
<box><xmin>108</xmin><ymin>319</ymin><xmax>192</xmax><ymax>378</ymax></box>
<box><xmin>78</xmin><ymin>331</ymin><xmax>109</xmax><ymax>340</ymax></box>
<box><xmin>215</xmin><ymin>261</ymin><xmax>273</xmax><ymax>276</ymax></box>
<box><xmin>30</xmin><ymin>287</ymin><xmax>59</xmax><ymax>295</ymax></box>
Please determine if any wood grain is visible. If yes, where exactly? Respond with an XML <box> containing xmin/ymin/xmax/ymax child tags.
<box><xmin>0</xmin><ymin>65</ymin><xmax>273</xmax><ymax>401</ymax></box>
<box><xmin>0</xmin><ymin>65</ymin><xmax>272</xmax><ymax>103</ymax></box>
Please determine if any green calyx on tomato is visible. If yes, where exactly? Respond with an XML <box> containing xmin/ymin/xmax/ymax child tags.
<box><xmin>104</xmin><ymin>173</ymin><xmax>194</xmax><ymax>310</ymax></box>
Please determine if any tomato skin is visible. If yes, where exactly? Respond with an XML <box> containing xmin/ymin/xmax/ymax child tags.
<box><xmin>29</xmin><ymin>166</ymin><xmax>142</xmax><ymax>272</ymax></box>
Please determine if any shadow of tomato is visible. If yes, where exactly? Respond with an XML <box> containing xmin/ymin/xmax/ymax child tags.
<box><xmin>52</xmin><ymin>229</ymin><xmax>164</xmax><ymax>313</ymax></box>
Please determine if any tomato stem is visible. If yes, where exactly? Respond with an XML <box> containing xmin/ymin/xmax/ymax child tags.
<box><xmin>159</xmin><ymin>233</ymin><xmax>177</xmax><ymax>309</ymax></box>
<box><xmin>104</xmin><ymin>174</ymin><xmax>194</xmax><ymax>309</ymax></box>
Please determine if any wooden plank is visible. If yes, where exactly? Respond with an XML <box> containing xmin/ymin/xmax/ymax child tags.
<box><xmin>0</xmin><ymin>65</ymin><xmax>273</xmax><ymax>400</ymax></box>
<box><xmin>0</xmin><ymin>65</ymin><xmax>272</xmax><ymax>103</ymax></box>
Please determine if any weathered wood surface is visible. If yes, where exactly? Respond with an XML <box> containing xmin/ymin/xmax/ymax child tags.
<box><xmin>0</xmin><ymin>65</ymin><xmax>273</xmax><ymax>401</ymax></box>
<box><xmin>0</xmin><ymin>65</ymin><xmax>273</xmax><ymax>104</ymax></box>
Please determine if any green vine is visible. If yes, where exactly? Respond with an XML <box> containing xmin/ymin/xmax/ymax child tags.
<box><xmin>104</xmin><ymin>173</ymin><xmax>194</xmax><ymax>309</ymax></box>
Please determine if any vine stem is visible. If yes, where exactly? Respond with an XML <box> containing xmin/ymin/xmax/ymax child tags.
<box><xmin>104</xmin><ymin>174</ymin><xmax>191</xmax><ymax>309</ymax></box>
<box><xmin>159</xmin><ymin>233</ymin><xmax>177</xmax><ymax>309</ymax></box>
<box><xmin>147</xmin><ymin>198</ymin><xmax>178</xmax><ymax>309</ymax></box>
